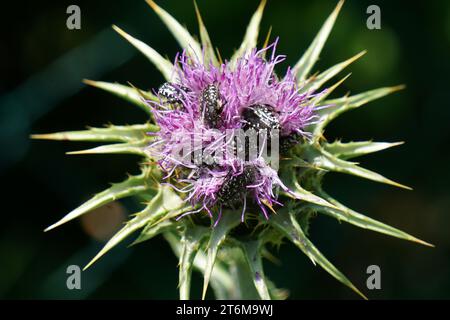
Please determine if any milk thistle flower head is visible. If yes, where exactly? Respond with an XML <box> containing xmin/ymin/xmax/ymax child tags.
<box><xmin>33</xmin><ymin>0</ymin><xmax>432</xmax><ymax>300</ymax></box>
<box><xmin>149</xmin><ymin>40</ymin><xmax>319</xmax><ymax>224</ymax></box>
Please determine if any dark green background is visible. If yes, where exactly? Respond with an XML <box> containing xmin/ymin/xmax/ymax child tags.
<box><xmin>1</xmin><ymin>0</ymin><xmax>449</xmax><ymax>299</ymax></box>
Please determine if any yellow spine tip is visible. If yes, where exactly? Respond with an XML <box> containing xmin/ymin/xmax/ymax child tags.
<box><xmin>146</xmin><ymin>0</ymin><xmax>159</xmax><ymax>12</ymax></box>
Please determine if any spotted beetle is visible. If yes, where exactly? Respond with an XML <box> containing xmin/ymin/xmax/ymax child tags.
<box><xmin>201</xmin><ymin>84</ymin><xmax>224</xmax><ymax>128</ymax></box>
<box><xmin>239</xmin><ymin>104</ymin><xmax>280</xmax><ymax>160</ymax></box>
<box><xmin>217</xmin><ymin>166</ymin><xmax>256</xmax><ymax>207</ymax></box>
<box><xmin>158</xmin><ymin>82</ymin><xmax>190</xmax><ymax>106</ymax></box>
<box><xmin>241</xmin><ymin>104</ymin><xmax>280</xmax><ymax>132</ymax></box>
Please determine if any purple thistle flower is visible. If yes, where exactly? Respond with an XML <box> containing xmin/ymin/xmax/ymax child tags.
<box><xmin>146</xmin><ymin>40</ymin><xmax>323</xmax><ymax>224</ymax></box>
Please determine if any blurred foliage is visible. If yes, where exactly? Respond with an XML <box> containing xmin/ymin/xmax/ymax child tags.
<box><xmin>0</xmin><ymin>0</ymin><xmax>449</xmax><ymax>299</ymax></box>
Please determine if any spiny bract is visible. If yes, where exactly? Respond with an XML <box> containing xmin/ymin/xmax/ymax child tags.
<box><xmin>33</xmin><ymin>0</ymin><xmax>432</xmax><ymax>300</ymax></box>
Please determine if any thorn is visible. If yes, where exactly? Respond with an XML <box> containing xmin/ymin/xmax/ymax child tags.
<box><xmin>355</xmin><ymin>50</ymin><xmax>367</xmax><ymax>59</ymax></box>
<box><xmin>127</xmin><ymin>81</ymin><xmax>151</xmax><ymax>100</ymax></box>
<box><xmin>306</xmin><ymin>71</ymin><xmax>320</xmax><ymax>83</ymax></box>
<box><xmin>193</xmin><ymin>0</ymin><xmax>202</xmax><ymax>23</ymax></box>
<box><xmin>83</xmin><ymin>263</ymin><xmax>92</xmax><ymax>271</ymax></box>
<box><xmin>44</xmin><ymin>221</ymin><xmax>62</xmax><ymax>232</ymax></box>
<box><xmin>145</xmin><ymin>0</ymin><xmax>160</xmax><ymax>13</ymax></box>
<box><xmin>112</xmin><ymin>25</ymin><xmax>132</xmax><ymax>42</ymax></box>
<box><xmin>262</xmin><ymin>26</ymin><xmax>273</xmax><ymax>51</ymax></box>
<box><xmin>261</xmin><ymin>248</ymin><xmax>281</xmax><ymax>265</ymax></box>
<box><xmin>412</xmin><ymin>238</ymin><xmax>435</xmax><ymax>248</ymax></box>
<box><xmin>82</xmin><ymin>79</ymin><xmax>97</xmax><ymax>87</ymax></box>
<box><xmin>30</xmin><ymin>133</ymin><xmax>55</xmax><ymax>140</ymax></box>
<box><xmin>389</xmin><ymin>141</ymin><xmax>405</xmax><ymax>147</ymax></box>
<box><xmin>390</xmin><ymin>84</ymin><xmax>406</xmax><ymax>92</ymax></box>
<box><xmin>393</xmin><ymin>182</ymin><xmax>413</xmax><ymax>191</ymax></box>
<box><xmin>355</xmin><ymin>288</ymin><xmax>368</xmax><ymax>301</ymax></box>
<box><xmin>335</xmin><ymin>0</ymin><xmax>345</xmax><ymax>14</ymax></box>
<box><xmin>215</xmin><ymin>47</ymin><xmax>223</xmax><ymax>65</ymax></box>
<box><xmin>261</xmin><ymin>199</ymin><xmax>277</xmax><ymax>214</ymax></box>
<box><xmin>259</xmin><ymin>0</ymin><xmax>268</xmax><ymax>12</ymax></box>
<box><xmin>66</xmin><ymin>150</ymin><xmax>91</xmax><ymax>155</ymax></box>
<box><xmin>333</xmin><ymin>73</ymin><xmax>352</xmax><ymax>88</ymax></box>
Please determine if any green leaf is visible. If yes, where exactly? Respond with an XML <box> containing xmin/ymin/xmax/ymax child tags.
<box><xmin>269</xmin><ymin>208</ymin><xmax>367</xmax><ymax>299</ymax></box>
<box><xmin>45</xmin><ymin>169</ymin><xmax>155</xmax><ymax>232</ymax></box>
<box><xmin>31</xmin><ymin>123</ymin><xmax>158</xmax><ymax>143</ymax></box>
<box><xmin>164</xmin><ymin>231</ymin><xmax>234</xmax><ymax>300</ymax></box>
<box><xmin>230</xmin><ymin>0</ymin><xmax>267</xmax><ymax>67</ymax></box>
<box><xmin>146</xmin><ymin>0</ymin><xmax>202</xmax><ymax>60</ymax></box>
<box><xmin>260</xmin><ymin>26</ymin><xmax>272</xmax><ymax>61</ymax></box>
<box><xmin>228</xmin><ymin>248</ymin><xmax>261</xmax><ymax>299</ymax></box>
<box><xmin>179</xmin><ymin>226</ymin><xmax>209</xmax><ymax>300</ymax></box>
<box><xmin>313</xmin><ymin>85</ymin><xmax>405</xmax><ymax>138</ymax></box>
<box><xmin>84</xmin><ymin>186</ymin><xmax>184</xmax><ymax>270</ymax></box>
<box><xmin>193</xmin><ymin>1</ymin><xmax>219</xmax><ymax>66</ymax></box>
<box><xmin>83</xmin><ymin>80</ymin><xmax>156</xmax><ymax>115</ymax></box>
<box><xmin>309</xmin><ymin>73</ymin><xmax>351</xmax><ymax>106</ymax></box>
<box><xmin>241</xmin><ymin>240</ymin><xmax>271</xmax><ymax>300</ymax></box>
<box><xmin>279</xmin><ymin>167</ymin><xmax>340</xmax><ymax>211</ymax></box>
<box><xmin>302</xmin><ymin>51</ymin><xmax>365</xmax><ymax>93</ymax></box>
<box><xmin>112</xmin><ymin>25</ymin><xmax>174</xmax><ymax>81</ymax></box>
<box><xmin>324</xmin><ymin>140</ymin><xmax>404</xmax><ymax>160</ymax></box>
<box><xmin>311</xmin><ymin>188</ymin><xmax>433</xmax><ymax>247</ymax></box>
<box><xmin>293</xmin><ymin>0</ymin><xmax>344</xmax><ymax>83</ymax></box>
<box><xmin>131</xmin><ymin>219</ymin><xmax>175</xmax><ymax>245</ymax></box>
<box><xmin>66</xmin><ymin>140</ymin><xmax>149</xmax><ymax>157</ymax></box>
<box><xmin>202</xmin><ymin>210</ymin><xmax>241</xmax><ymax>300</ymax></box>
<box><xmin>313</xmin><ymin>148</ymin><xmax>412</xmax><ymax>190</ymax></box>
<box><xmin>283</xmin><ymin>181</ymin><xmax>340</xmax><ymax>210</ymax></box>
